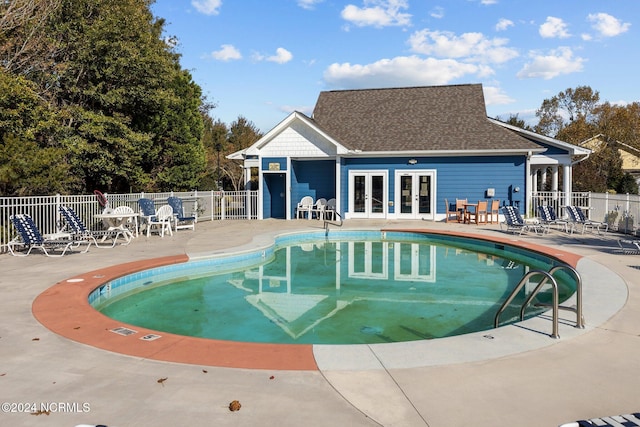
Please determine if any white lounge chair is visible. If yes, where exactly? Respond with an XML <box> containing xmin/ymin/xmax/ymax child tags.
<box><xmin>8</xmin><ymin>214</ymin><xmax>83</xmax><ymax>257</ymax></box>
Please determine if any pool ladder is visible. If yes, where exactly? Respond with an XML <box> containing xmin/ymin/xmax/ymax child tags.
<box><xmin>494</xmin><ymin>265</ymin><xmax>584</xmax><ymax>339</ymax></box>
<box><xmin>324</xmin><ymin>211</ymin><xmax>343</xmax><ymax>235</ymax></box>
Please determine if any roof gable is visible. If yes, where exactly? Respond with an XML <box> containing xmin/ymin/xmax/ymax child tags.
<box><xmin>311</xmin><ymin>84</ymin><xmax>541</xmax><ymax>153</ymax></box>
<box><xmin>244</xmin><ymin>111</ymin><xmax>349</xmax><ymax>157</ymax></box>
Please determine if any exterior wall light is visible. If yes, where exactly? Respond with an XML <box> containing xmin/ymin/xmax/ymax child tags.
<box><xmin>408</xmin><ymin>159</ymin><xmax>418</xmax><ymax>165</ymax></box>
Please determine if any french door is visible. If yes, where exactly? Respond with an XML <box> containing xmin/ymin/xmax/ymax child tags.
<box><xmin>395</xmin><ymin>170</ymin><xmax>435</xmax><ymax>219</ymax></box>
<box><xmin>348</xmin><ymin>171</ymin><xmax>387</xmax><ymax>219</ymax></box>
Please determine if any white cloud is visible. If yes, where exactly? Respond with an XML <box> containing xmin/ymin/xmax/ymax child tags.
<box><xmin>267</xmin><ymin>48</ymin><xmax>293</xmax><ymax>64</ymax></box>
<box><xmin>495</xmin><ymin>18</ymin><xmax>513</xmax><ymax>31</ymax></box>
<box><xmin>482</xmin><ymin>86</ymin><xmax>515</xmax><ymax>105</ymax></box>
<box><xmin>209</xmin><ymin>44</ymin><xmax>242</xmax><ymax>61</ymax></box>
<box><xmin>430</xmin><ymin>7</ymin><xmax>444</xmax><ymax>19</ymax></box>
<box><xmin>587</xmin><ymin>13</ymin><xmax>630</xmax><ymax>37</ymax></box>
<box><xmin>297</xmin><ymin>0</ymin><xmax>323</xmax><ymax>10</ymax></box>
<box><xmin>191</xmin><ymin>0</ymin><xmax>222</xmax><ymax>15</ymax></box>
<box><xmin>517</xmin><ymin>47</ymin><xmax>585</xmax><ymax>80</ymax></box>
<box><xmin>253</xmin><ymin>48</ymin><xmax>293</xmax><ymax>64</ymax></box>
<box><xmin>408</xmin><ymin>29</ymin><xmax>518</xmax><ymax>64</ymax></box>
<box><xmin>539</xmin><ymin>16</ymin><xmax>570</xmax><ymax>39</ymax></box>
<box><xmin>341</xmin><ymin>0</ymin><xmax>411</xmax><ymax>28</ymax></box>
<box><xmin>323</xmin><ymin>56</ymin><xmax>482</xmax><ymax>88</ymax></box>
<box><xmin>480</xmin><ymin>0</ymin><xmax>498</xmax><ymax>4</ymax></box>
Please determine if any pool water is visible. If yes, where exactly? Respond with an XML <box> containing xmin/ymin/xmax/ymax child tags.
<box><xmin>94</xmin><ymin>232</ymin><xmax>574</xmax><ymax>345</ymax></box>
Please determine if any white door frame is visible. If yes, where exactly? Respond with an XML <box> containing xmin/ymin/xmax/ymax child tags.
<box><xmin>347</xmin><ymin>170</ymin><xmax>388</xmax><ymax>219</ymax></box>
<box><xmin>394</xmin><ymin>169</ymin><xmax>436</xmax><ymax>220</ymax></box>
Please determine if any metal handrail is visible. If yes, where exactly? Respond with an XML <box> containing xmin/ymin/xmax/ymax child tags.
<box><xmin>530</xmin><ymin>265</ymin><xmax>584</xmax><ymax>328</ymax></box>
<box><xmin>324</xmin><ymin>211</ymin><xmax>343</xmax><ymax>235</ymax></box>
<box><xmin>494</xmin><ymin>264</ymin><xmax>584</xmax><ymax>338</ymax></box>
<box><xmin>494</xmin><ymin>270</ymin><xmax>560</xmax><ymax>338</ymax></box>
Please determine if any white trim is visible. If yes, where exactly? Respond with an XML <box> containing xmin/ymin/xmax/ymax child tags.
<box><xmin>489</xmin><ymin>118</ymin><xmax>591</xmax><ymax>157</ymax></box>
<box><xmin>347</xmin><ymin>170</ymin><xmax>388</xmax><ymax>219</ymax></box>
<box><xmin>245</xmin><ymin>112</ymin><xmax>350</xmax><ymax>156</ymax></box>
<box><xmin>393</xmin><ymin>169</ymin><xmax>437</xmax><ymax>220</ymax></box>
<box><xmin>342</xmin><ymin>149</ymin><xmax>544</xmax><ymax>157</ymax></box>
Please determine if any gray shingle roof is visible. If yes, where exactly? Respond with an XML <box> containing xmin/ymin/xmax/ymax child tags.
<box><xmin>311</xmin><ymin>84</ymin><xmax>541</xmax><ymax>152</ymax></box>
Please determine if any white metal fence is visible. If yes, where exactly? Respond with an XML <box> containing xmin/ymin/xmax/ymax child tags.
<box><xmin>532</xmin><ymin>191</ymin><xmax>640</xmax><ymax>234</ymax></box>
<box><xmin>3</xmin><ymin>190</ymin><xmax>639</xmax><ymax>254</ymax></box>
<box><xmin>0</xmin><ymin>190</ymin><xmax>258</xmax><ymax>254</ymax></box>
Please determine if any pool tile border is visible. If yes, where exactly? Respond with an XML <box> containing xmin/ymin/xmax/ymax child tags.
<box><xmin>32</xmin><ymin>228</ymin><xmax>583</xmax><ymax>371</ymax></box>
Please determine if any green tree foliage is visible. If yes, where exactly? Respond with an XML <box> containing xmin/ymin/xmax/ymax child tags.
<box><xmin>0</xmin><ymin>70</ymin><xmax>79</xmax><ymax>194</ymax></box>
<box><xmin>224</xmin><ymin>117</ymin><xmax>262</xmax><ymax>190</ymax></box>
<box><xmin>199</xmin><ymin>115</ymin><xmax>228</xmax><ymax>190</ymax></box>
<box><xmin>199</xmin><ymin>115</ymin><xmax>262</xmax><ymax>191</ymax></box>
<box><xmin>496</xmin><ymin>113</ymin><xmax>532</xmax><ymax>131</ymax></box>
<box><xmin>0</xmin><ymin>0</ymin><xmax>207</xmax><ymax>195</ymax></box>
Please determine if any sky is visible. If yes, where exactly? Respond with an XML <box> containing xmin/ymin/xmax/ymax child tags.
<box><xmin>150</xmin><ymin>0</ymin><xmax>640</xmax><ymax>133</ymax></box>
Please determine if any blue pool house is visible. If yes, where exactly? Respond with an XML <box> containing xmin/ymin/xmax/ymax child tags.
<box><xmin>230</xmin><ymin>84</ymin><xmax>591</xmax><ymax>220</ymax></box>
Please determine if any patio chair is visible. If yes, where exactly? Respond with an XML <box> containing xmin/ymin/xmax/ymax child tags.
<box><xmin>138</xmin><ymin>198</ymin><xmax>157</xmax><ymax>233</ymax></box>
<box><xmin>311</xmin><ymin>198</ymin><xmax>327</xmax><ymax>220</ymax></box>
<box><xmin>325</xmin><ymin>198</ymin><xmax>337</xmax><ymax>221</ymax></box>
<box><xmin>500</xmin><ymin>205</ymin><xmax>541</xmax><ymax>235</ymax></box>
<box><xmin>146</xmin><ymin>204</ymin><xmax>174</xmax><ymax>237</ymax></box>
<box><xmin>565</xmin><ymin>205</ymin><xmax>608</xmax><ymax>234</ymax></box>
<box><xmin>8</xmin><ymin>214</ymin><xmax>83</xmax><ymax>257</ymax></box>
<box><xmin>113</xmin><ymin>205</ymin><xmax>139</xmax><ymax>238</ymax></box>
<box><xmin>559</xmin><ymin>412</ymin><xmax>640</xmax><ymax>427</ymax></box>
<box><xmin>167</xmin><ymin>196</ymin><xmax>196</xmax><ymax>231</ymax></box>
<box><xmin>444</xmin><ymin>198</ymin><xmax>461</xmax><ymax>223</ymax></box>
<box><xmin>488</xmin><ymin>199</ymin><xmax>500</xmax><ymax>224</ymax></box>
<box><xmin>468</xmin><ymin>200</ymin><xmax>488</xmax><ymax>225</ymax></box>
<box><xmin>537</xmin><ymin>205</ymin><xmax>568</xmax><ymax>233</ymax></box>
<box><xmin>59</xmin><ymin>205</ymin><xmax>118</xmax><ymax>248</ymax></box>
<box><xmin>296</xmin><ymin>196</ymin><xmax>314</xmax><ymax>219</ymax></box>
<box><xmin>455</xmin><ymin>198</ymin><xmax>467</xmax><ymax>222</ymax></box>
<box><xmin>617</xmin><ymin>239</ymin><xmax>640</xmax><ymax>254</ymax></box>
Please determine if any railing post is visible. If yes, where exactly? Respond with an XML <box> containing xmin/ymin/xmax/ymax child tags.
<box><xmin>221</xmin><ymin>191</ymin><xmax>226</xmax><ymax>220</ymax></box>
<box><xmin>55</xmin><ymin>194</ymin><xmax>61</xmax><ymax>233</ymax></box>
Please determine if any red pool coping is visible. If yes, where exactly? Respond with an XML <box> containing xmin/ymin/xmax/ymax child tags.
<box><xmin>32</xmin><ymin>229</ymin><xmax>581</xmax><ymax>371</ymax></box>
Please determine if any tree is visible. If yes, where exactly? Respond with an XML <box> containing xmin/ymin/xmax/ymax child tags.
<box><xmin>572</xmin><ymin>140</ymin><xmax>622</xmax><ymax>192</ymax></box>
<box><xmin>534</xmin><ymin>86</ymin><xmax>600</xmax><ymax>138</ymax></box>
<box><xmin>224</xmin><ymin>116</ymin><xmax>262</xmax><ymax>190</ymax></box>
<box><xmin>199</xmin><ymin>115</ymin><xmax>228</xmax><ymax>190</ymax></box>
<box><xmin>0</xmin><ymin>0</ymin><xmax>208</xmax><ymax>194</ymax></box>
<box><xmin>533</xmin><ymin>86</ymin><xmax>629</xmax><ymax>193</ymax></box>
<box><xmin>0</xmin><ymin>69</ymin><xmax>80</xmax><ymax>195</ymax></box>
<box><xmin>495</xmin><ymin>113</ymin><xmax>532</xmax><ymax>131</ymax></box>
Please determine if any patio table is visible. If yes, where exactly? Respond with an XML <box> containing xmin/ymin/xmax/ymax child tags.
<box><xmin>94</xmin><ymin>212</ymin><xmax>140</xmax><ymax>243</ymax></box>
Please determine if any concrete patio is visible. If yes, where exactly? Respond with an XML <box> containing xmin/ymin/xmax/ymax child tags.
<box><xmin>1</xmin><ymin>218</ymin><xmax>639</xmax><ymax>427</ymax></box>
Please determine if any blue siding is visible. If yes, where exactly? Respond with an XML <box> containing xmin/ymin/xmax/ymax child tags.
<box><xmin>341</xmin><ymin>156</ymin><xmax>526</xmax><ymax>214</ymax></box>
<box><xmin>291</xmin><ymin>160</ymin><xmax>336</xmax><ymax>217</ymax></box>
<box><xmin>262</xmin><ymin>157</ymin><xmax>287</xmax><ymax>171</ymax></box>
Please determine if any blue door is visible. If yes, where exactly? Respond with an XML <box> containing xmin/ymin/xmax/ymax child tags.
<box><xmin>264</xmin><ymin>173</ymin><xmax>286</xmax><ymax>219</ymax></box>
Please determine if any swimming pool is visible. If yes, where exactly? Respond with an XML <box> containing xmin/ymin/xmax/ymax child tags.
<box><xmin>90</xmin><ymin>231</ymin><xmax>575</xmax><ymax>345</ymax></box>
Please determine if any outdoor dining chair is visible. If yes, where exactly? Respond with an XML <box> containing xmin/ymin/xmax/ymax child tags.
<box><xmin>167</xmin><ymin>196</ymin><xmax>196</xmax><ymax>231</ymax></box>
<box><xmin>296</xmin><ymin>196</ymin><xmax>314</xmax><ymax>219</ymax></box>
<box><xmin>146</xmin><ymin>204</ymin><xmax>174</xmax><ymax>237</ymax></box>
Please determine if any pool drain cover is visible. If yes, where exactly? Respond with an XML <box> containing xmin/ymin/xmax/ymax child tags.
<box><xmin>110</xmin><ymin>327</ymin><xmax>137</xmax><ymax>336</ymax></box>
<box><xmin>140</xmin><ymin>334</ymin><xmax>161</xmax><ymax>341</ymax></box>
